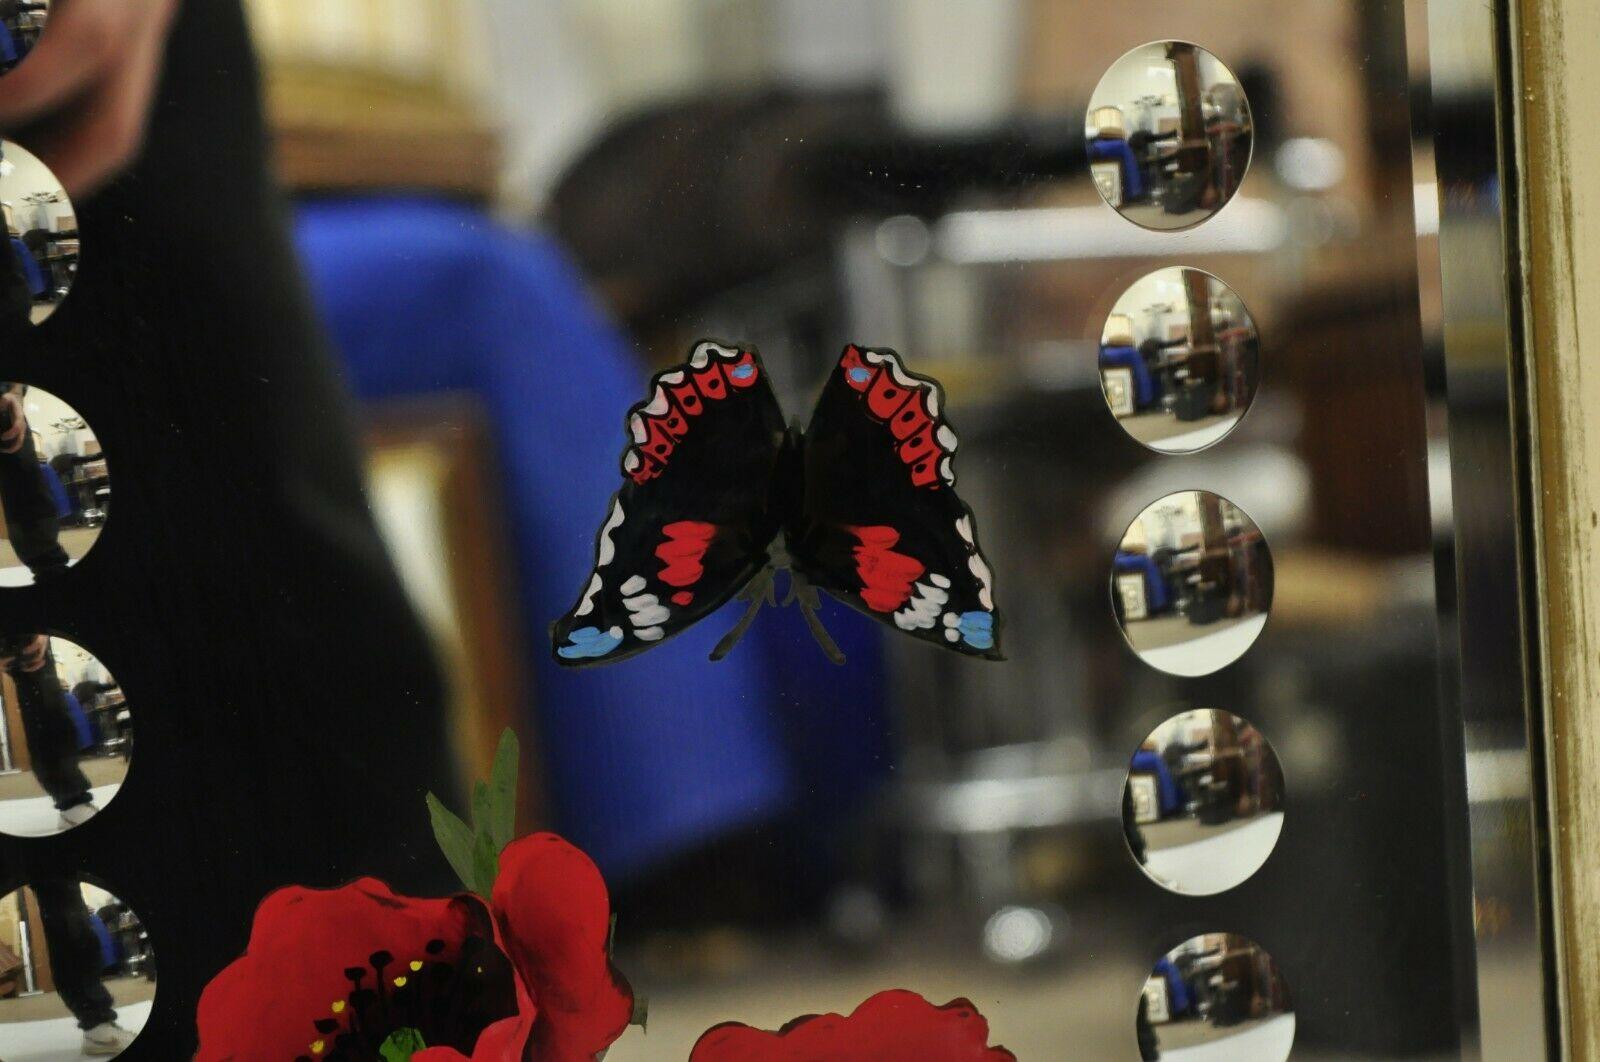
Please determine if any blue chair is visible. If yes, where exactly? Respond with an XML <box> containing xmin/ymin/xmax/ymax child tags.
<box><xmin>1155</xmin><ymin>956</ymin><xmax>1193</xmax><ymax>1018</ymax></box>
<box><xmin>0</xmin><ymin>23</ymin><xmax>19</xmax><ymax>67</ymax></box>
<box><xmin>1100</xmin><ymin>343</ymin><xmax>1158</xmax><ymax>411</ymax></box>
<box><xmin>294</xmin><ymin>196</ymin><xmax>890</xmax><ymax>879</ymax></box>
<box><xmin>1130</xmin><ymin>748</ymin><xmax>1183</xmax><ymax>817</ymax></box>
<box><xmin>62</xmin><ymin>690</ymin><xmax>96</xmax><ymax>750</ymax></box>
<box><xmin>8</xmin><ymin>237</ymin><xmax>45</xmax><ymax>298</ymax></box>
<box><xmin>1114</xmin><ymin>550</ymin><xmax>1170</xmax><ymax>615</ymax></box>
<box><xmin>1087</xmin><ymin>137</ymin><xmax>1145</xmax><ymax>202</ymax></box>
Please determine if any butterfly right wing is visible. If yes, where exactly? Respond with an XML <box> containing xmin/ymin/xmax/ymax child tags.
<box><xmin>552</xmin><ymin>340</ymin><xmax>787</xmax><ymax>666</ymax></box>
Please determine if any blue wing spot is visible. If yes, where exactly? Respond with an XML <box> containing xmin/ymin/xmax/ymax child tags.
<box><xmin>731</xmin><ymin>363</ymin><xmax>756</xmax><ymax>381</ymax></box>
<box><xmin>958</xmin><ymin>611</ymin><xmax>994</xmax><ymax>650</ymax></box>
<box><xmin>848</xmin><ymin>367</ymin><xmax>872</xmax><ymax>384</ymax></box>
<box><xmin>559</xmin><ymin>626</ymin><xmax>624</xmax><ymax>660</ymax></box>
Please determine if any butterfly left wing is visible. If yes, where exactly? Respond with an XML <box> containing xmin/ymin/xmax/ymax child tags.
<box><xmin>552</xmin><ymin>340</ymin><xmax>787</xmax><ymax>666</ymax></box>
<box><xmin>787</xmin><ymin>344</ymin><xmax>1002</xmax><ymax>660</ymax></box>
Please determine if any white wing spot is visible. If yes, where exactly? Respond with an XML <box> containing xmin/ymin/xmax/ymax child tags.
<box><xmin>620</xmin><ymin>575</ymin><xmax>647</xmax><ymax>595</ymax></box>
<box><xmin>643</xmin><ymin>387</ymin><xmax>670</xmax><ymax>415</ymax></box>
<box><xmin>597</xmin><ymin>502</ymin><xmax>626</xmax><ymax>566</ymax></box>
<box><xmin>969</xmin><ymin>554</ymin><xmax>995</xmax><ymax>611</ymax></box>
<box><xmin>637</xmin><ymin>626</ymin><xmax>666</xmax><ymax>642</ymax></box>
<box><xmin>955</xmin><ymin>516</ymin><xmax>974</xmax><ymax>545</ymax></box>
<box><xmin>894</xmin><ymin>582</ymin><xmax>948</xmax><ymax>631</ymax></box>
<box><xmin>930</xmin><ymin>573</ymin><xmax>951</xmax><ymax>589</ymax></box>
<box><xmin>576</xmin><ymin>573</ymin><xmax>603</xmax><ymax>616</ymax></box>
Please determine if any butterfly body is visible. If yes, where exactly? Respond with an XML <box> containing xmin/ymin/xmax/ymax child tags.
<box><xmin>553</xmin><ymin>341</ymin><xmax>1002</xmax><ymax>666</ymax></box>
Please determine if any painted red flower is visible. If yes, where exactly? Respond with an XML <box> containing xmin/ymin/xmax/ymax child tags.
<box><xmin>196</xmin><ymin>834</ymin><xmax>632</xmax><ymax>1062</ymax></box>
<box><xmin>689</xmin><ymin>990</ymin><xmax>1015</xmax><ymax>1062</ymax></box>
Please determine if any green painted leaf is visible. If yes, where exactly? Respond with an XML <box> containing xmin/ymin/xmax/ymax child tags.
<box><xmin>487</xmin><ymin>728</ymin><xmax>520</xmax><ymax>851</ymax></box>
<box><xmin>471</xmin><ymin>780</ymin><xmax>492</xmax><ymax>834</ymax></box>
<box><xmin>426</xmin><ymin>792</ymin><xmax>477</xmax><ymax>894</ymax></box>
<box><xmin>471</xmin><ymin>821</ymin><xmax>500</xmax><ymax>899</ymax></box>
<box><xmin>379</xmin><ymin>1027</ymin><xmax>428</xmax><ymax>1061</ymax></box>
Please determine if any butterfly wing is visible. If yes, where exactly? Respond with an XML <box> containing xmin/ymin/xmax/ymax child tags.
<box><xmin>552</xmin><ymin>340</ymin><xmax>786</xmax><ymax>666</ymax></box>
<box><xmin>788</xmin><ymin>344</ymin><xmax>1003</xmax><ymax>659</ymax></box>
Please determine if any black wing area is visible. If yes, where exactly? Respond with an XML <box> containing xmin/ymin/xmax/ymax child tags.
<box><xmin>552</xmin><ymin>340</ymin><xmax>786</xmax><ymax>666</ymax></box>
<box><xmin>788</xmin><ymin>345</ymin><xmax>1002</xmax><ymax>660</ymax></box>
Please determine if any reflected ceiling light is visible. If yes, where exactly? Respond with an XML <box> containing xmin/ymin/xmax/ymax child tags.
<box><xmin>1276</xmin><ymin>137</ymin><xmax>1346</xmax><ymax>191</ymax></box>
<box><xmin>934</xmin><ymin>199</ymin><xmax>1286</xmax><ymax>264</ymax></box>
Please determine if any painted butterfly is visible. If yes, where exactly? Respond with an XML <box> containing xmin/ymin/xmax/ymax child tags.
<box><xmin>552</xmin><ymin>341</ymin><xmax>1002</xmax><ymax>665</ymax></box>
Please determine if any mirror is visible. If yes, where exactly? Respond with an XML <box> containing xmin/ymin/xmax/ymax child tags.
<box><xmin>0</xmin><ymin>879</ymin><xmax>153</xmax><ymax>1058</ymax></box>
<box><xmin>0</xmin><ymin>1</ymin><xmax>48</xmax><ymax>77</ymax></box>
<box><xmin>0</xmin><ymin>139</ymin><xmax>77</xmax><ymax>327</ymax></box>
<box><xmin>1112</xmin><ymin>490</ymin><xmax>1272</xmax><ymax>676</ymax></box>
<box><xmin>1138</xmin><ymin>932</ymin><xmax>1293</xmax><ymax>1061</ymax></box>
<box><xmin>1123</xmin><ymin>709</ymin><xmax>1284</xmax><ymax>895</ymax></box>
<box><xmin>0</xmin><ymin>634</ymin><xmax>129</xmax><ymax>838</ymax></box>
<box><xmin>1100</xmin><ymin>267</ymin><xmax>1259</xmax><ymax>453</ymax></box>
<box><xmin>1086</xmin><ymin>41</ymin><xmax>1253</xmax><ymax>229</ymax></box>
<box><xmin>0</xmin><ymin>384</ymin><xmax>109</xmax><ymax>586</ymax></box>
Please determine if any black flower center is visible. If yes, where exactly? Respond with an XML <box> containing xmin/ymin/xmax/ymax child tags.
<box><xmin>294</xmin><ymin>935</ymin><xmax>520</xmax><ymax>1060</ymax></box>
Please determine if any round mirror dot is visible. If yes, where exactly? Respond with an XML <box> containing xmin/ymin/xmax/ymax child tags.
<box><xmin>1138</xmin><ymin>932</ymin><xmax>1294</xmax><ymax>1061</ymax></box>
<box><xmin>1</xmin><ymin>137</ymin><xmax>78</xmax><ymax>327</ymax></box>
<box><xmin>0</xmin><ymin>2</ymin><xmax>51</xmax><ymax>78</ymax></box>
<box><xmin>1112</xmin><ymin>490</ymin><xmax>1272</xmax><ymax>677</ymax></box>
<box><xmin>1122</xmin><ymin>709</ymin><xmax>1284</xmax><ymax>895</ymax></box>
<box><xmin>0</xmin><ymin>384</ymin><xmax>110</xmax><ymax>587</ymax></box>
<box><xmin>0</xmin><ymin>634</ymin><xmax>129</xmax><ymax>838</ymax></box>
<box><xmin>0</xmin><ymin>879</ymin><xmax>154</xmax><ymax>1057</ymax></box>
<box><xmin>1086</xmin><ymin>41</ymin><xmax>1254</xmax><ymax>230</ymax></box>
<box><xmin>1100</xmin><ymin>267</ymin><xmax>1259</xmax><ymax>453</ymax></box>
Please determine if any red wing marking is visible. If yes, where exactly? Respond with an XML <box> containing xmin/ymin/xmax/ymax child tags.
<box><xmin>656</xmin><ymin>521</ymin><xmax>718</xmax><ymax>588</ymax></box>
<box><xmin>625</xmin><ymin>346</ymin><xmax>761</xmax><ymax>480</ymax></box>
<box><xmin>671</xmin><ymin>590</ymin><xmax>695</xmax><ymax>606</ymax></box>
<box><xmin>866</xmin><ymin>371</ymin><xmax>913</xmax><ymax>420</ymax></box>
<box><xmin>846</xmin><ymin>525</ymin><xmax>926</xmax><ymax>612</ymax></box>
<box><xmin>835</xmin><ymin>346</ymin><xmax>958</xmax><ymax>491</ymax></box>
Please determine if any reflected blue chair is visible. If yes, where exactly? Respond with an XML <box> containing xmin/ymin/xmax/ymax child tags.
<box><xmin>9</xmin><ymin>236</ymin><xmax>45</xmax><ymax>298</ymax></box>
<box><xmin>1099</xmin><ymin>343</ymin><xmax>1157</xmax><ymax>410</ymax></box>
<box><xmin>1114</xmin><ymin>550</ymin><xmax>1169</xmax><ymax>615</ymax></box>
<box><xmin>294</xmin><ymin>196</ymin><xmax>889</xmax><ymax>879</ymax></box>
<box><xmin>1130</xmin><ymin>748</ymin><xmax>1182</xmax><ymax>817</ymax></box>
<box><xmin>1087</xmin><ymin>137</ymin><xmax>1144</xmax><ymax>202</ymax></box>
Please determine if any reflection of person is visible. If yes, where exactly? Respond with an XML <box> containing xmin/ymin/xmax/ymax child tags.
<box><xmin>2</xmin><ymin>634</ymin><xmax>100</xmax><ymax>828</ymax></box>
<box><xmin>0</xmin><ymin>384</ymin><xmax>70</xmax><ymax>580</ymax></box>
<box><xmin>29</xmin><ymin>878</ymin><xmax>137</xmax><ymax>1054</ymax></box>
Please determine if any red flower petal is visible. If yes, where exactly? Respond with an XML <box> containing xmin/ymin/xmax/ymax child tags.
<box><xmin>690</xmin><ymin>990</ymin><xmax>1015</xmax><ymax>1062</ymax></box>
<box><xmin>196</xmin><ymin>878</ymin><xmax>536</xmax><ymax>1061</ymax></box>
<box><xmin>491</xmin><ymin>833</ymin><xmax>636</xmax><ymax>1062</ymax></box>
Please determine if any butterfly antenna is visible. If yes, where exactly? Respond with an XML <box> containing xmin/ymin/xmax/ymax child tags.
<box><xmin>791</xmin><ymin>577</ymin><xmax>846</xmax><ymax>666</ymax></box>
<box><xmin>710</xmin><ymin>568</ymin><xmax>774</xmax><ymax>662</ymax></box>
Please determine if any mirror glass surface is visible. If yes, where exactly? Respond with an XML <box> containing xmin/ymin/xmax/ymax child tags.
<box><xmin>0</xmin><ymin>385</ymin><xmax>109</xmax><ymax>587</ymax></box>
<box><xmin>1100</xmin><ymin>267</ymin><xmax>1259</xmax><ymax>453</ymax></box>
<box><xmin>0</xmin><ymin>1</ymin><xmax>49</xmax><ymax>78</ymax></box>
<box><xmin>0</xmin><ymin>879</ymin><xmax>153</xmax><ymax>1059</ymax></box>
<box><xmin>0</xmin><ymin>635</ymin><xmax>129</xmax><ymax>838</ymax></box>
<box><xmin>1112</xmin><ymin>490</ymin><xmax>1272</xmax><ymax>676</ymax></box>
<box><xmin>1139</xmin><ymin>932</ymin><xmax>1293</xmax><ymax>1060</ymax></box>
<box><xmin>0</xmin><ymin>138</ymin><xmax>77</xmax><ymax>327</ymax></box>
<box><xmin>1123</xmin><ymin>708</ymin><xmax>1284</xmax><ymax>894</ymax></box>
<box><xmin>1086</xmin><ymin>40</ymin><xmax>1253</xmax><ymax>229</ymax></box>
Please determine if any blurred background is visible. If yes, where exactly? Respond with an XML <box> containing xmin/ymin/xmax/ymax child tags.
<box><xmin>231</xmin><ymin>1</ymin><xmax>1527</xmax><ymax>1056</ymax></box>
